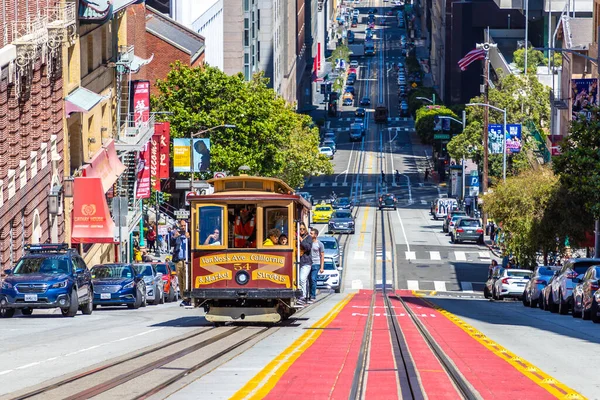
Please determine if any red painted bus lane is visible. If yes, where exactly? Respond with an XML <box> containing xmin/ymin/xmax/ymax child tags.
<box><xmin>398</xmin><ymin>291</ymin><xmax>558</xmax><ymax>400</ymax></box>
<box><xmin>263</xmin><ymin>290</ymin><xmax>372</xmax><ymax>399</ymax></box>
<box><xmin>389</xmin><ymin>296</ymin><xmax>461</xmax><ymax>399</ymax></box>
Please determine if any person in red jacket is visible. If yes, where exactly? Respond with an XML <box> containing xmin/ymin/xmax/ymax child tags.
<box><xmin>146</xmin><ymin>226</ymin><xmax>157</xmax><ymax>252</ymax></box>
<box><xmin>234</xmin><ymin>206</ymin><xmax>256</xmax><ymax>248</ymax></box>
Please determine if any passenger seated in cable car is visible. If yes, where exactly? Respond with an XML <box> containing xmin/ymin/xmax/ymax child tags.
<box><xmin>263</xmin><ymin>228</ymin><xmax>280</xmax><ymax>246</ymax></box>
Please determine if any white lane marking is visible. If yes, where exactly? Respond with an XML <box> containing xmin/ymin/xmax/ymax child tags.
<box><xmin>421</xmin><ymin>200</ymin><xmax>427</xmax><ymax>205</ymax></box>
<box><xmin>319</xmin><ymin>183</ymin><xmax>327</xmax><ymax>187</ymax></box>
<box><xmin>318</xmin><ymin>225</ymin><xmax>327</xmax><ymax>235</ymax></box>
<box><xmin>16</xmin><ymin>362</ymin><xmax>42</xmax><ymax>370</ymax></box>
<box><xmin>407</xmin><ymin>280</ymin><xmax>420</xmax><ymax>290</ymax></box>
<box><xmin>354</xmin><ymin>251</ymin><xmax>365</xmax><ymax>260</ymax></box>
<box><xmin>0</xmin><ymin>370</ymin><xmax>14</xmax><ymax>376</ymax></box>
<box><xmin>461</xmin><ymin>282</ymin><xmax>474</xmax><ymax>292</ymax></box>
<box><xmin>434</xmin><ymin>281</ymin><xmax>447</xmax><ymax>292</ymax></box>
<box><xmin>376</xmin><ymin>280</ymin><xmax>393</xmax><ymax>285</ymax></box>
<box><xmin>352</xmin><ymin>280</ymin><xmax>364</xmax><ymax>289</ymax></box>
<box><xmin>429</xmin><ymin>251</ymin><xmax>441</xmax><ymax>260</ymax></box>
<box><xmin>344</xmin><ymin>142</ymin><xmax>355</xmax><ymax>186</ymax></box>
<box><xmin>395</xmin><ymin>208</ymin><xmax>411</xmax><ymax>252</ymax></box>
<box><xmin>405</xmin><ymin>251</ymin><xmax>416</xmax><ymax>260</ymax></box>
<box><xmin>479</xmin><ymin>251</ymin><xmax>491</xmax><ymax>259</ymax></box>
<box><xmin>404</xmin><ymin>174</ymin><xmax>412</xmax><ymax>204</ymax></box>
<box><xmin>455</xmin><ymin>251</ymin><xmax>467</xmax><ymax>261</ymax></box>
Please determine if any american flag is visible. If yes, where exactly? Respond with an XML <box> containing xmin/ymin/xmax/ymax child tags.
<box><xmin>458</xmin><ymin>49</ymin><xmax>486</xmax><ymax>71</ymax></box>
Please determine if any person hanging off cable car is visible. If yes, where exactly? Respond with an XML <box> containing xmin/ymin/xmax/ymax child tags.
<box><xmin>234</xmin><ymin>205</ymin><xmax>256</xmax><ymax>248</ymax></box>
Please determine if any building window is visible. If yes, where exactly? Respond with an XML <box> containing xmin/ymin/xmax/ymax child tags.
<box><xmin>20</xmin><ymin>212</ymin><xmax>25</xmax><ymax>259</ymax></box>
<box><xmin>19</xmin><ymin>160</ymin><xmax>27</xmax><ymax>189</ymax></box>
<box><xmin>9</xmin><ymin>221</ymin><xmax>14</xmax><ymax>267</ymax></box>
<box><xmin>244</xmin><ymin>65</ymin><xmax>250</xmax><ymax>80</ymax></box>
<box><xmin>67</xmin><ymin>45</ymin><xmax>75</xmax><ymax>84</ymax></box>
<box><xmin>40</xmin><ymin>143</ymin><xmax>48</xmax><ymax>169</ymax></box>
<box><xmin>102</xmin><ymin>25</ymin><xmax>108</xmax><ymax>63</ymax></box>
<box><xmin>50</xmin><ymin>135</ymin><xmax>58</xmax><ymax>160</ymax></box>
<box><xmin>245</xmin><ymin>53</ymin><xmax>249</xmax><ymax>64</ymax></box>
<box><xmin>257</xmin><ymin>41</ymin><xmax>260</xmax><ymax>62</ymax></box>
<box><xmin>257</xmin><ymin>9</ymin><xmax>260</xmax><ymax>31</ymax></box>
<box><xmin>30</xmin><ymin>152</ymin><xmax>37</xmax><ymax>178</ymax></box>
<box><xmin>244</xmin><ymin>29</ymin><xmax>249</xmax><ymax>47</ymax></box>
<box><xmin>0</xmin><ymin>180</ymin><xmax>4</xmax><ymax>208</ymax></box>
<box><xmin>244</xmin><ymin>0</ymin><xmax>249</xmax><ymax>11</ymax></box>
<box><xmin>7</xmin><ymin>170</ymin><xmax>16</xmax><ymax>199</ymax></box>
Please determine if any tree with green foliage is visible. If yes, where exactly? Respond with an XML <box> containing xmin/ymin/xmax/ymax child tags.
<box><xmin>513</xmin><ymin>47</ymin><xmax>547</xmax><ymax>74</ymax></box>
<box><xmin>553</xmin><ymin>107</ymin><xmax>600</xmax><ymax>242</ymax></box>
<box><xmin>328</xmin><ymin>44</ymin><xmax>350</xmax><ymax>64</ymax></box>
<box><xmin>447</xmin><ymin>74</ymin><xmax>550</xmax><ymax>180</ymax></box>
<box><xmin>152</xmin><ymin>62</ymin><xmax>333</xmax><ymax>188</ymax></box>
<box><xmin>414</xmin><ymin>106</ymin><xmax>461</xmax><ymax>144</ymax></box>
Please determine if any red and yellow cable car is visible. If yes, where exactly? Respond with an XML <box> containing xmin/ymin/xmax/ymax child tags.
<box><xmin>189</xmin><ymin>175</ymin><xmax>311</xmax><ymax>323</ymax></box>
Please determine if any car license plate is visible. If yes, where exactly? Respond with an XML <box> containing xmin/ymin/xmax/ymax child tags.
<box><xmin>24</xmin><ymin>294</ymin><xmax>37</xmax><ymax>302</ymax></box>
<box><xmin>318</xmin><ymin>280</ymin><xmax>326</xmax><ymax>285</ymax></box>
<box><xmin>100</xmin><ymin>293</ymin><xmax>111</xmax><ymax>300</ymax></box>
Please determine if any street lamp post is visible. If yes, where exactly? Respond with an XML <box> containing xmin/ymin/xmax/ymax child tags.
<box><xmin>416</xmin><ymin>95</ymin><xmax>435</xmax><ymax>105</ymax></box>
<box><xmin>438</xmin><ymin>110</ymin><xmax>467</xmax><ymax>198</ymax></box>
<box><xmin>188</xmin><ymin>124</ymin><xmax>236</xmax><ymax>192</ymax></box>
<box><xmin>466</xmin><ymin>103</ymin><xmax>507</xmax><ymax>182</ymax></box>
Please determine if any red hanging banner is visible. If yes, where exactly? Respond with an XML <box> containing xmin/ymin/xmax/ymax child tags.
<box><xmin>136</xmin><ymin>142</ymin><xmax>151</xmax><ymax>199</ymax></box>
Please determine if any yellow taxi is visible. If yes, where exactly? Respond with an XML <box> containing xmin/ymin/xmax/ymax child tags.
<box><xmin>312</xmin><ymin>203</ymin><xmax>334</xmax><ymax>224</ymax></box>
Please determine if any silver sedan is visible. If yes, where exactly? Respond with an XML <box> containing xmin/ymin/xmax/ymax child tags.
<box><xmin>133</xmin><ymin>264</ymin><xmax>164</xmax><ymax>305</ymax></box>
<box><xmin>522</xmin><ymin>266</ymin><xmax>560</xmax><ymax>308</ymax></box>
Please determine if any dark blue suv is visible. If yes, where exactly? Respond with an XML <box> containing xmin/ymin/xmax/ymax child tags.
<box><xmin>0</xmin><ymin>244</ymin><xmax>93</xmax><ymax>318</ymax></box>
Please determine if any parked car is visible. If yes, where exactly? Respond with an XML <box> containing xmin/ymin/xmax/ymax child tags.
<box><xmin>355</xmin><ymin>107</ymin><xmax>366</xmax><ymax>117</ymax></box>
<box><xmin>333</xmin><ymin>197</ymin><xmax>353</xmax><ymax>210</ymax></box>
<box><xmin>592</xmin><ymin>290</ymin><xmax>600</xmax><ymax>323</ymax></box>
<box><xmin>378</xmin><ymin>193</ymin><xmax>397</xmax><ymax>210</ymax></box>
<box><xmin>522</xmin><ymin>266</ymin><xmax>561</xmax><ymax>308</ymax></box>
<box><xmin>443</xmin><ymin>210</ymin><xmax>466</xmax><ymax>233</ymax></box>
<box><xmin>320</xmin><ymin>236</ymin><xmax>341</xmax><ymax>265</ymax></box>
<box><xmin>322</xmin><ymin>130</ymin><xmax>336</xmax><ymax>141</ymax></box>
<box><xmin>360</xmin><ymin>97</ymin><xmax>371</xmax><ymax>106</ymax></box>
<box><xmin>572</xmin><ymin>265</ymin><xmax>600</xmax><ymax>319</ymax></box>
<box><xmin>312</xmin><ymin>202</ymin><xmax>335</xmax><ymax>224</ymax></box>
<box><xmin>317</xmin><ymin>258</ymin><xmax>343</xmax><ymax>293</ymax></box>
<box><xmin>451</xmin><ymin>218</ymin><xmax>484</xmax><ymax>244</ymax></box>
<box><xmin>343</xmin><ymin>97</ymin><xmax>353</xmax><ymax>106</ymax></box>
<box><xmin>446</xmin><ymin>214</ymin><xmax>466</xmax><ymax>236</ymax></box>
<box><xmin>0</xmin><ymin>243</ymin><xmax>93</xmax><ymax>318</ymax></box>
<box><xmin>323</xmin><ymin>139</ymin><xmax>337</xmax><ymax>153</ymax></box>
<box><xmin>350</xmin><ymin>60</ymin><xmax>359</xmax><ymax>68</ymax></box>
<box><xmin>400</xmin><ymin>101</ymin><xmax>409</xmax><ymax>116</ymax></box>
<box><xmin>90</xmin><ymin>263</ymin><xmax>147</xmax><ymax>309</ymax></box>
<box><xmin>491</xmin><ymin>269</ymin><xmax>532</xmax><ymax>300</ymax></box>
<box><xmin>134</xmin><ymin>264</ymin><xmax>165</xmax><ymax>305</ymax></box>
<box><xmin>297</xmin><ymin>191</ymin><xmax>315</xmax><ymax>205</ymax></box>
<box><xmin>548</xmin><ymin>258</ymin><xmax>600</xmax><ymax>314</ymax></box>
<box><xmin>319</xmin><ymin>146</ymin><xmax>334</xmax><ymax>159</ymax></box>
<box><xmin>541</xmin><ymin>273</ymin><xmax>559</xmax><ymax>310</ymax></box>
<box><xmin>345</xmin><ymin>86</ymin><xmax>355</xmax><ymax>95</ymax></box>
<box><xmin>328</xmin><ymin>210</ymin><xmax>355</xmax><ymax>234</ymax></box>
<box><xmin>153</xmin><ymin>262</ymin><xmax>177</xmax><ymax>302</ymax></box>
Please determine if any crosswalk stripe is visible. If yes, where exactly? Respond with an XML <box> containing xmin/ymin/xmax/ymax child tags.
<box><xmin>455</xmin><ymin>251</ymin><xmax>467</xmax><ymax>261</ymax></box>
<box><xmin>461</xmin><ymin>282</ymin><xmax>474</xmax><ymax>292</ymax></box>
<box><xmin>407</xmin><ymin>280</ymin><xmax>419</xmax><ymax>290</ymax></box>
<box><xmin>434</xmin><ymin>281</ymin><xmax>447</xmax><ymax>291</ymax></box>
<box><xmin>429</xmin><ymin>251</ymin><xmax>441</xmax><ymax>260</ymax></box>
<box><xmin>479</xmin><ymin>251</ymin><xmax>491</xmax><ymax>259</ymax></box>
<box><xmin>420</xmin><ymin>200</ymin><xmax>427</xmax><ymax>205</ymax></box>
<box><xmin>332</xmin><ymin>182</ymin><xmax>338</xmax><ymax>187</ymax></box>
<box><xmin>405</xmin><ymin>251</ymin><xmax>416</xmax><ymax>260</ymax></box>
<box><xmin>319</xmin><ymin>183</ymin><xmax>327</xmax><ymax>187</ymax></box>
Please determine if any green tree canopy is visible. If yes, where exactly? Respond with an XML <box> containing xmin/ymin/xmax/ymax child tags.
<box><xmin>407</xmin><ymin>87</ymin><xmax>438</xmax><ymax>117</ymax></box>
<box><xmin>447</xmin><ymin>74</ymin><xmax>550</xmax><ymax>179</ymax></box>
<box><xmin>152</xmin><ymin>62</ymin><xmax>332</xmax><ymax>188</ymax></box>
<box><xmin>414</xmin><ymin>106</ymin><xmax>461</xmax><ymax>144</ymax></box>
<box><xmin>513</xmin><ymin>47</ymin><xmax>547</xmax><ymax>74</ymax></box>
<box><xmin>553</xmin><ymin>107</ymin><xmax>600</xmax><ymax>219</ymax></box>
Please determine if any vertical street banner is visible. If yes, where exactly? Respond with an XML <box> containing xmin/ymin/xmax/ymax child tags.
<box><xmin>151</xmin><ymin>122</ymin><xmax>171</xmax><ymax>190</ymax></box>
<box><xmin>488</xmin><ymin>124</ymin><xmax>522</xmax><ymax>154</ymax></box>
<box><xmin>129</xmin><ymin>80</ymin><xmax>150</xmax><ymax>126</ymax></box>
<box><xmin>173</xmin><ymin>138</ymin><xmax>191</xmax><ymax>172</ymax></box>
<box><xmin>136</xmin><ymin>142</ymin><xmax>151</xmax><ymax>199</ymax></box>
<box><xmin>192</xmin><ymin>138</ymin><xmax>211</xmax><ymax>172</ymax></box>
<box><xmin>572</xmin><ymin>78</ymin><xmax>598</xmax><ymax>120</ymax></box>
<box><xmin>488</xmin><ymin>124</ymin><xmax>504</xmax><ymax>154</ymax></box>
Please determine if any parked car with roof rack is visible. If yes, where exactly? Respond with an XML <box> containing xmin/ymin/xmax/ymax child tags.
<box><xmin>0</xmin><ymin>244</ymin><xmax>93</xmax><ymax>318</ymax></box>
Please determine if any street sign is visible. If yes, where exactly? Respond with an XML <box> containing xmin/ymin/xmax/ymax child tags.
<box><xmin>433</xmin><ymin>133</ymin><xmax>450</xmax><ymax>140</ymax></box>
<box><xmin>175</xmin><ymin>180</ymin><xmax>191</xmax><ymax>190</ymax></box>
<box><xmin>411</xmin><ymin>82</ymin><xmax>417</xmax><ymax>88</ymax></box>
<box><xmin>214</xmin><ymin>171</ymin><xmax>227</xmax><ymax>179</ymax></box>
<box><xmin>175</xmin><ymin>209</ymin><xmax>190</xmax><ymax>220</ymax></box>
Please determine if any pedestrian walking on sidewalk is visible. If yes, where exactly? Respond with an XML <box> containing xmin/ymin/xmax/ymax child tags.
<box><xmin>464</xmin><ymin>196</ymin><xmax>473</xmax><ymax>216</ymax></box>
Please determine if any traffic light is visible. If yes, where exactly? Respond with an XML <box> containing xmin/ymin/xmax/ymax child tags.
<box><xmin>320</xmin><ymin>83</ymin><xmax>326</xmax><ymax>94</ymax></box>
<box><xmin>156</xmin><ymin>191</ymin><xmax>164</xmax><ymax>204</ymax></box>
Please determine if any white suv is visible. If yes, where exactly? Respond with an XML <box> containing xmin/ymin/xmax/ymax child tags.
<box><xmin>317</xmin><ymin>258</ymin><xmax>342</xmax><ymax>293</ymax></box>
<box><xmin>549</xmin><ymin>258</ymin><xmax>600</xmax><ymax>314</ymax></box>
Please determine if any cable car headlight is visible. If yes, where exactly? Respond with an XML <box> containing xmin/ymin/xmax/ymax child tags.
<box><xmin>235</xmin><ymin>270</ymin><xmax>250</xmax><ymax>285</ymax></box>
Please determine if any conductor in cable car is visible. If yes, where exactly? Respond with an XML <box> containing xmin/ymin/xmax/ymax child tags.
<box><xmin>234</xmin><ymin>205</ymin><xmax>256</xmax><ymax>248</ymax></box>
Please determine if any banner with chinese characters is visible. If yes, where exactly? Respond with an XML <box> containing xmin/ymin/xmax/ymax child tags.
<box><xmin>129</xmin><ymin>80</ymin><xmax>150</xmax><ymax>126</ymax></box>
<box><xmin>151</xmin><ymin>122</ymin><xmax>170</xmax><ymax>190</ymax></box>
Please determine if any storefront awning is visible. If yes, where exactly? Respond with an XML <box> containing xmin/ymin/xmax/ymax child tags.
<box><xmin>82</xmin><ymin>140</ymin><xmax>126</xmax><ymax>193</ymax></box>
<box><xmin>65</xmin><ymin>87</ymin><xmax>110</xmax><ymax>117</ymax></box>
<box><xmin>71</xmin><ymin>177</ymin><xmax>117</xmax><ymax>244</ymax></box>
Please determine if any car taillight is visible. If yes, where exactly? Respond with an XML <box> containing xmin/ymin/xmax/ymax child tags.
<box><xmin>534</xmin><ymin>279</ymin><xmax>546</xmax><ymax>285</ymax></box>
<box><xmin>456</xmin><ymin>228</ymin><xmax>464</xmax><ymax>233</ymax></box>
<box><xmin>476</xmin><ymin>228</ymin><xmax>484</xmax><ymax>233</ymax></box>
<box><xmin>502</xmin><ymin>278</ymin><xmax>509</xmax><ymax>284</ymax></box>
<box><xmin>566</xmin><ymin>271</ymin><xmax>578</xmax><ymax>279</ymax></box>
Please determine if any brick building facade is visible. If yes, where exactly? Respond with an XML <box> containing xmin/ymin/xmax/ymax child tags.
<box><xmin>128</xmin><ymin>5</ymin><xmax>205</xmax><ymax>97</ymax></box>
<box><xmin>0</xmin><ymin>0</ymin><xmax>68</xmax><ymax>269</ymax></box>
